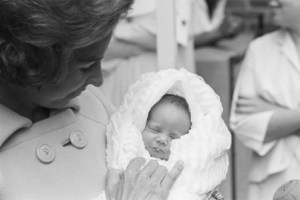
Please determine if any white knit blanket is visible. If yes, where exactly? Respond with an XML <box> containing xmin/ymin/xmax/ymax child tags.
<box><xmin>105</xmin><ymin>68</ymin><xmax>231</xmax><ymax>200</ymax></box>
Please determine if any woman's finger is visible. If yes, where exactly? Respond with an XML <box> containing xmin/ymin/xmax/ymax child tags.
<box><xmin>161</xmin><ymin>161</ymin><xmax>184</xmax><ymax>191</ymax></box>
<box><xmin>133</xmin><ymin>160</ymin><xmax>159</xmax><ymax>191</ymax></box>
<box><xmin>126</xmin><ymin>157</ymin><xmax>146</xmax><ymax>172</ymax></box>
<box><xmin>149</xmin><ymin>165</ymin><xmax>168</xmax><ymax>183</ymax></box>
<box><xmin>124</xmin><ymin>157</ymin><xmax>146</xmax><ymax>180</ymax></box>
<box><xmin>106</xmin><ymin>168</ymin><xmax>123</xmax><ymax>187</ymax></box>
<box><xmin>106</xmin><ymin>168</ymin><xmax>124</xmax><ymax>200</ymax></box>
<box><xmin>122</xmin><ymin>157</ymin><xmax>146</xmax><ymax>199</ymax></box>
<box><xmin>140</xmin><ymin>160</ymin><xmax>159</xmax><ymax>179</ymax></box>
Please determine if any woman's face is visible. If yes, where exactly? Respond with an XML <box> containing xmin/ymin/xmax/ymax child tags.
<box><xmin>142</xmin><ymin>102</ymin><xmax>191</xmax><ymax>161</ymax></box>
<box><xmin>21</xmin><ymin>34</ymin><xmax>112</xmax><ymax>109</ymax></box>
<box><xmin>269</xmin><ymin>0</ymin><xmax>300</xmax><ymax>29</ymax></box>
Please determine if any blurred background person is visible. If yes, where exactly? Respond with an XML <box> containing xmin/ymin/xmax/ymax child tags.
<box><xmin>230</xmin><ymin>0</ymin><xmax>300</xmax><ymax>200</ymax></box>
<box><xmin>193</xmin><ymin>0</ymin><xmax>243</xmax><ymax>48</ymax></box>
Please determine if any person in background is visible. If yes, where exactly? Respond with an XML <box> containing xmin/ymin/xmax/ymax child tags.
<box><xmin>193</xmin><ymin>0</ymin><xmax>243</xmax><ymax>48</ymax></box>
<box><xmin>230</xmin><ymin>0</ymin><xmax>300</xmax><ymax>199</ymax></box>
<box><xmin>273</xmin><ymin>179</ymin><xmax>300</xmax><ymax>200</ymax></box>
<box><xmin>0</xmin><ymin>0</ymin><xmax>185</xmax><ymax>199</ymax></box>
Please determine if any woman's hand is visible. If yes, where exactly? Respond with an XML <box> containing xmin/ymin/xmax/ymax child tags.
<box><xmin>235</xmin><ymin>96</ymin><xmax>284</xmax><ymax>115</ymax></box>
<box><xmin>106</xmin><ymin>157</ymin><xmax>184</xmax><ymax>200</ymax></box>
<box><xmin>219</xmin><ymin>14</ymin><xmax>243</xmax><ymax>39</ymax></box>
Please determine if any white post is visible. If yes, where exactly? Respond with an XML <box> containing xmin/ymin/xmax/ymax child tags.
<box><xmin>156</xmin><ymin>0</ymin><xmax>177</xmax><ymax>69</ymax></box>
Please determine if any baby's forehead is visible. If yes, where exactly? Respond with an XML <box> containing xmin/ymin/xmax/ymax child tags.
<box><xmin>151</xmin><ymin>100</ymin><xmax>190</xmax><ymax>116</ymax></box>
<box><xmin>147</xmin><ymin>102</ymin><xmax>191</xmax><ymax>125</ymax></box>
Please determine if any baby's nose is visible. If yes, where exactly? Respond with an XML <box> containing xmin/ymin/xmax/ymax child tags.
<box><xmin>156</xmin><ymin>135</ymin><xmax>170</xmax><ymax>146</ymax></box>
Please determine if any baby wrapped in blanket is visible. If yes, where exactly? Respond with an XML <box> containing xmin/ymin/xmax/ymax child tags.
<box><xmin>106</xmin><ymin>68</ymin><xmax>231</xmax><ymax>200</ymax></box>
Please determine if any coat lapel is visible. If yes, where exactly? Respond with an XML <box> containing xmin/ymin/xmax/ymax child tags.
<box><xmin>280</xmin><ymin>30</ymin><xmax>300</xmax><ymax>73</ymax></box>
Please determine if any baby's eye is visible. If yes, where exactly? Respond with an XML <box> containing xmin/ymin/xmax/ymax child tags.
<box><xmin>150</xmin><ymin>127</ymin><xmax>160</xmax><ymax>133</ymax></box>
<box><xmin>170</xmin><ymin>134</ymin><xmax>180</xmax><ymax>140</ymax></box>
<box><xmin>146</xmin><ymin>125</ymin><xmax>160</xmax><ymax>133</ymax></box>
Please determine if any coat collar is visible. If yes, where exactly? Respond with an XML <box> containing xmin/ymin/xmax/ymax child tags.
<box><xmin>278</xmin><ymin>29</ymin><xmax>300</xmax><ymax>70</ymax></box>
<box><xmin>0</xmin><ymin>98</ymin><xmax>80</xmax><ymax>148</ymax></box>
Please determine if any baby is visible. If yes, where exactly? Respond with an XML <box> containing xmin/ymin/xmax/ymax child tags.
<box><xmin>106</xmin><ymin>68</ymin><xmax>231</xmax><ymax>200</ymax></box>
<box><xmin>142</xmin><ymin>94</ymin><xmax>191</xmax><ymax>161</ymax></box>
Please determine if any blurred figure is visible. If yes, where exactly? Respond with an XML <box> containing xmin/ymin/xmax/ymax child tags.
<box><xmin>273</xmin><ymin>180</ymin><xmax>300</xmax><ymax>200</ymax></box>
<box><xmin>193</xmin><ymin>0</ymin><xmax>243</xmax><ymax>48</ymax></box>
<box><xmin>101</xmin><ymin>0</ymin><xmax>198</xmax><ymax>107</ymax></box>
<box><xmin>230</xmin><ymin>0</ymin><xmax>300</xmax><ymax>199</ymax></box>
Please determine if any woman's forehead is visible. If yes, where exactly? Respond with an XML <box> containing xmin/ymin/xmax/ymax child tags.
<box><xmin>72</xmin><ymin>34</ymin><xmax>112</xmax><ymax>61</ymax></box>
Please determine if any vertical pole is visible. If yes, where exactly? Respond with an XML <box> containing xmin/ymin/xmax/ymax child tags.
<box><xmin>156</xmin><ymin>0</ymin><xmax>177</xmax><ymax>69</ymax></box>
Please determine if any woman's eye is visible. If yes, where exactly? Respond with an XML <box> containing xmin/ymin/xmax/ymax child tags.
<box><xmin>79</xmin><ymin>64</ymin><xmax>93</xmax><ymax>73</ymax></box>
<box><xmin>80</xmin><ymin>67</ymin><xmax>91</xmax><ymax>73</ymax></box>
<box><xmin>80</xmin><ymin>60</ymin><xmax>100</xmax><ymax>73</ymax></box>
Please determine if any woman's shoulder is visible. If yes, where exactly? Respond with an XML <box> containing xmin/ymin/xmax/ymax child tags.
<box><xmin>250</xmin><ymin>29</ymin><xmax>283</xmax><ymax>50</ymax></box>
<box><xmin>78</xmin><ymin>85</ymin><xmax>116</xmax><ymax>124</ymax></box>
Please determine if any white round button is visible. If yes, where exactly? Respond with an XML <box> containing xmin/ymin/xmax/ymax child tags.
<box><xmin>36</xmin><ymin>144</ymin><xmax>55</xmax><ymax>164</ymax></box>
<box><xmin>70</xmin><ymin>130</ymin><xmax>87</xmax><ymax>149</ymax></box>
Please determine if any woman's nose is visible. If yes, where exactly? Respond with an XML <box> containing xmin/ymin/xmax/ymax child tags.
<box><xmin>87</xmin><ymin>62</ymin><xmax>103</xmax><ymax>87</ymax></box>
<box><xmin>269</xmin><ymin>0</ymin><xmax>281</xmax><ymax>8</ymax></box>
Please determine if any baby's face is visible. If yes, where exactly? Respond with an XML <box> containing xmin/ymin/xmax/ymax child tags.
<box><xmin>142</xmin><ymin>102</ymin><xmax>191</xmax><ymax>160</ymax></box>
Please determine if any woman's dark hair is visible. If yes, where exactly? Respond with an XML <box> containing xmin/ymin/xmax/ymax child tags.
<box><xmin>147</xmin><ymin>94</ymin><xmax>191</xmax><ymax>121</ymax></box>
<box><xmin>0</xmin><ymin>0</ymin><xmax>133</xmax><ymax>89</ymax></box>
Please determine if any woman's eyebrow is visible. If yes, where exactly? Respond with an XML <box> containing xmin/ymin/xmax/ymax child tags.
<box><xmin>77</xmin><ymin>57</ymin><xmax>103</xmax><ymax>64</ymax></box>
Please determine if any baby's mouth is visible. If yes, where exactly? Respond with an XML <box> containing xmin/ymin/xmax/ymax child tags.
<box><xmin>152</xmin><ymin>147</ymin><xmax>166</xmax><ymax>154</ymax></box>
<box><xmin>151</xmin><ymin>147</ymin><xmax>170</xmax><ymax>161</ymax></box>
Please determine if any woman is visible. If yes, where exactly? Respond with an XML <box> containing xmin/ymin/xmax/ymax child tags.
<box><xmin>230</xmin><ymin>0</ymin><xmax>300</xmax><ymax>199</ymax></box>
<box><xmin>0</xmin><ymin>0</ymin><xmax>185</xmax><ymax>199</ymax></box>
